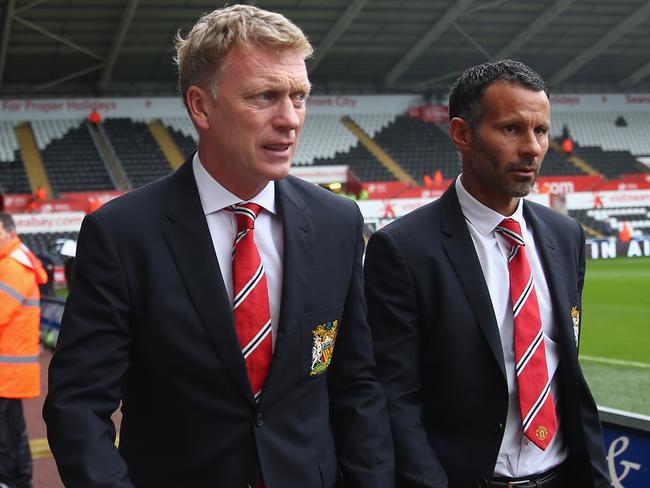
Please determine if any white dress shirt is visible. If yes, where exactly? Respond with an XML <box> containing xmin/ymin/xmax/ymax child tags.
<box><xmin>455</xmin><ymin>176</ymin><xmax>567</xmax><ymax>477</ymax></box>
<box><xmin>192</xmin><ymin>154</ymin><xmax>284</xmax><ymax>350</ymax></box>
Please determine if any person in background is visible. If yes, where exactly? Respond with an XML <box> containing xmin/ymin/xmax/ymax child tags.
<box><xmin>87</xmin><ymin>109</ymin><xmax>101</xmax><ymax>125</ymax></box>
<box><xmin>24</xmin><ymin>186</ymin><xmax>47</xmax><ymax>214</ymax></box>
<box><xmin>364</xmin><ymin>59</ymin><xmax>609</xmax><ymax>487</ymax></box>
<box><xmin>618</xmin><ymin>221</ymin><xmax>632</xmax><ymax>243</ymax></box>
<box><xmin>0</xmin><ymin>212</ymin><xmax>47</xmax><ymax>488</ymax></box>
<box><xmin>44</xmin><ymin>5</ymin><xmax>393</xmax><ymax>488</ymax></box>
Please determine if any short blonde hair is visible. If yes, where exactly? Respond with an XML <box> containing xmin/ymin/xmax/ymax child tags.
<box><xmin>175</xmin><ymin>4</ymin><xmax>313</xmax><ymax>107</ymax></box>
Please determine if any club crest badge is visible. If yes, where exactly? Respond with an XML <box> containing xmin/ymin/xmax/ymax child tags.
<box><xmin>310</xmin><ymin>320</ymin><xmax>339</xmax><ymax>376</ymax></box>
<box><xmin>571</xmin><ymin>306</ymin><xmax>580</xmax><ymax>347</ymax></box>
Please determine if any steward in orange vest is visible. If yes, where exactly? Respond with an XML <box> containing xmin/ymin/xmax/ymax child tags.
<box><xmin>0</xmin><ymin>212</ymin><xmax>47</xmax><ymax>488</ymax></box>
<box><xmin>0</xmin><ymin>229</ymin><xmax>46</xmax><ymax>397</ymax></box>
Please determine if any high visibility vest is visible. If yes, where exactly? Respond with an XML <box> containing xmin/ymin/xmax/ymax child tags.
<box><xmin>0</xmin><ymin>238</ymin><xmax>47</xmax><ymax>398</ymax></box>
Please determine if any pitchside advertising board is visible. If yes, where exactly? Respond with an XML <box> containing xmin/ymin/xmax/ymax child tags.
<box><xmin>600</xmin><ymin>408</ymin><xmax>650</xmax><ymax>488</ymax></box>
<box><xmin>587</xmin><ymin>238</ymin><xmax>650</xmax><ymax>259</ymax></box>
<box><xmin>11</xmin><ymin>189</ymin><xmax>650</xmax><ymax>260</ymax></box>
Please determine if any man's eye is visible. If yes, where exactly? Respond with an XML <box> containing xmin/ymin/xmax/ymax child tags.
<box><xmin>256</xmin><ymin>92</ymin><xmax>274</xmax><ymax>102</ymax></box>
<box><xmin>504</xmin><ymin>125</ymin><xmax>516</xmax><ymax>134</ymax></box>
<box><xmin>535</xmin><ymin>127</ymin><xmax>548</xmax><ymax>135</ymax></box>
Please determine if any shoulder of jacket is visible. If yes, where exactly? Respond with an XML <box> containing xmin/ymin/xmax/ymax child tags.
<box><xmin>9</xmin><ymin>246</ymin><xmax>31</xmax><ymax>269</ymax></box>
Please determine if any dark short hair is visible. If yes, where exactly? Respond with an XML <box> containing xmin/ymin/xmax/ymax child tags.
<box><xmin>448</xmin><ymin>59</ymin><xmax>548</xmax><ymax>131</ymax></box>
<box><xmin>0</xmin><ymin>212</ymin><xmax>16</xmax><ymax>233</ymax></box>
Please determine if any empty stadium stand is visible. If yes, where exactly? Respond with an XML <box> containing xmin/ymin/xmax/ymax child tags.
<box><xmin>31</xmin><ymin>119</ymin><xmax>81</xmax><ymax>150</ymax></box>
<box><xmin>552</xmin><ymin>112</ymin><xmax>650</xmax><ymax>157</ymax></box>
<box><xmin>372</xmin><ymin>116</ymin><xmax>460</xmax><ymax>182</ymax></box>
<box><xmin>0</xmin><ymin>121</ymin><xmax>31</xmax><ymax>193</ymax></box>
<box><xmin>350</xmin><ymin>113</ymin><xmax>397</xmax><ymax>139</ymax></box>
<box><xmin>572</xmin><ymin>143</ymin><xmax>647</xmax><ymax>179</ymax></box>
<box><xmin>571</xmin><ymin>206</ymin><xmax>650</xmax><ymax>238</ymax></box>
<box><xmin>32</xmin><ymin>120</ymin><xmax>116</xmax><ymax>193</ymax></box>
<box><xmin>539</xmin><ymin>145</ymin><xmax>588</xmax><ymax>176</ymax></box>
<box><xmin>570</xmin><ymin>210</ymin><xmax>616</xmax><ymax>237</ymax></box>
<box><xmin>293</xmin><ymin>114</ymin><xmax>358</xmax><ymax>165</ymax></box>
<box><xmin>102</xmin><ymin>118</ymin><xmax>172</xmax><ymax>188</ymax></box>
<box><xmin>313</xmin><ymin>142</ymin><xmax>397</xmax><ymax>182</ymax></box>
<box><xmin>0</xmin><ymin>151</ymin><xmax>31</xmax><ymax>194</ymax></box>
<box><xmin>163</xmin><ymin>117</ymin><xmax>197</xmax><ymax>161</ymax></box>
<box><xmin>3</xmin><ymin>104</ymin><xmax>649</xmax><ymax>197</ymax></box>
<box><xmin>0</xmin><ymin>121</ymin><xmax>19</xmax><ymax>163</ymax></box>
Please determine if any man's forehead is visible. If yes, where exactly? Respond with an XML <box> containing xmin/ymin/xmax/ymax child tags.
<box><xmin>245</xmin><ymin>71</ymin><xmax>311</xmax><ymax>91</ymax></box>
<box><xmin>224</xmin><ymin>45</ymin><xmax>310</xmax><ymax>87</ymax></box>
<box><xmin>482</xmin><ymin>81</ymin><xmax>550</xmax><ymax>115</ymax></box>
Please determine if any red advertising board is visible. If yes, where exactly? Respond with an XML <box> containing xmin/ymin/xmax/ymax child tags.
<box><xmin>3</xmin><ymin>191</ymin><xmax>123</xmax><ymax>214</ymax></box>
<box><xmin>408</xmin><ymin>105</ymin><xmax>449</xmax><ymax>124</ymax></box>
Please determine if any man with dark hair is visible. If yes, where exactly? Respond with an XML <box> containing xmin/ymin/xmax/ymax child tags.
<box><xmin>365</xmin><ymin>59</ymin><xmax>609</xmax><ymax>487</ymax></box>
<box><xmin>0</xmin><ymin>212</ymin><xmax>47</xmax><ymax>488</ymax></box>
<box><xmin>44</xmin><ymin>5</ymin><xmax>393</xmax><ymax>488</ymax></box>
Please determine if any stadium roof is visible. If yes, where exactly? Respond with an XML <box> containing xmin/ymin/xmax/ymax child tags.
<box><xmin>1</xmin><ymin>0</ymin><xmax>650</xmax><ymax>98</ymax></box>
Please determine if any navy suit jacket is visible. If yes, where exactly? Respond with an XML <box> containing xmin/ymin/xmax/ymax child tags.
<box><xmin>44</xmin><ymin>159</ymin><xmax>394</xmax><ymax>488</ymax></box>
<box><xmin>364</xmin><ymin>184</ymin><xmax>609</xmax><ymax>488</ymax></box>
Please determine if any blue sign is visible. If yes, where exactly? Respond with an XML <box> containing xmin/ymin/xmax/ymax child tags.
<box><xmin>603</xmin><ymin>423</ymin><xmax>649</xmax><ymax>487</ymax></box>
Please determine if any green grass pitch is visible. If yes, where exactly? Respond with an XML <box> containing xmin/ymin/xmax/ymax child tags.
<box><xmin>579</xmin><ymin>256</ymin><xmax>650</xmax><ymax>416</ymax></box>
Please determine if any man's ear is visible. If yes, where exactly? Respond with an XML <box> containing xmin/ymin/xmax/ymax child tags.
<box><xmin>186</xmin><ymin>85</ymin><xmax>212</xmax><ymax>132</ymax></box>
<box><xmin>450</xmin><ymin>117</ymin><xmax>473</xmax><ymax>150</ymax></box>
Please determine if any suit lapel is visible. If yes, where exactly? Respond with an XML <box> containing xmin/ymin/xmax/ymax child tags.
<box><xmin>162</xmin><ymin>160</ymin><xmax>254</xmax><ymax>404</ymax></box>
<box><xmin>440</xmin><ymin>185</ymin><xmax>507</xmax><ymax>379</ymax></box>
<box><xmin>524</xmin><ymin>203</ymin><xmax>580</xmax><ymax>372</ymax></box>
<box><xmin>260</xmin><ymin>177</ymin><xmax>313</xmax><ymax>404</ymax></box>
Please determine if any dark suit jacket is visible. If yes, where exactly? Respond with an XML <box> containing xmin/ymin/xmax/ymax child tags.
<box><xmin>44</xmin><ymin>160</ymin><xmax>394</xmax><ymax>488</ymax></box>
<box><xmin>364</xmin><ymin>184</ymin><xmax>609</xmax><ymax>488</ymax></box>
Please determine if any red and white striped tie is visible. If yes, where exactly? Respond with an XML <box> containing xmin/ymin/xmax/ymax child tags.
<box><xmin>496</xmin><ymin>218</ymin><xmax>558</xmax><ymax>450</ymax></box>
<box><xmin>231</xmin><ymin>203</ymin><xmax>272</xmax><ymax>402</ymax></box>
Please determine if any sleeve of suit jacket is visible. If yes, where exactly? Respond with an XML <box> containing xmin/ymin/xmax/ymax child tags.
<box><xmin>43</xmin><ymin>213</ymin><xmax>135</xmax><ymax>488</ymax></box>
<box><xmin>327</xmin><ymin>205</ymin><xmax>396</xmax><ymax>488</ymax></box>
<box><xmin>574</xmin><ymin>222</ymin><xmax>611</xmax><ymax>488</ymax></box>
<box><xmin>364</xmin><ymin>229</ymin><xmax>448</xmax><ymax>488</ymax></box>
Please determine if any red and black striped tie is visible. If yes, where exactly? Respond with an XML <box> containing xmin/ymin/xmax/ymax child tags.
<box><xmin>496</xmin><ymin>218</ymin><xmax>558</xmax><ymax>450</ymax></box>
<box><xmin>231</xmin><ymin>203</ymin><xmax>272</xmax><ymax>402</ymax></box>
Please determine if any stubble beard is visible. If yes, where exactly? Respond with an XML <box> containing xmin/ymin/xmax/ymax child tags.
<box><xmin>504</xmin><ymin>169</ymin><xmax>537</xmax><ymax>198</ymax></box>
<box><xmin>474</xmin><ymin>137</ymin><xmax>540</xmax><ymax>199</ymax></box>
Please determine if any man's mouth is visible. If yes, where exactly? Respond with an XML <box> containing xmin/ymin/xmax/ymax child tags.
<box><xmin>511</xmin><ymin>163</ymin><xmax>539</xmax><ymax>175</ymax></box>
<box><xmin>263</xmin><ymin>143</ymin><xmax>292</xmax><ymax>152</ymax></box>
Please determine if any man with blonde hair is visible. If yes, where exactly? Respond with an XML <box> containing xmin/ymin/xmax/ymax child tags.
<box><xmin>45</xmin><ymin>5</ymin><xmax>394</xmax><ymax>488</ymax></box>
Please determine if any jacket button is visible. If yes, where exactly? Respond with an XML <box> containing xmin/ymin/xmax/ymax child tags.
<box><xmin>493</xmin><ymin>421</ymin><xmax>504</xmax><ymax>434</ymax></box>
<box><xmin>478</xmin><ymin>478</ymin><xmax>489</xmax><ymax>487</ymax></box>
<box><xmin>256</xmin><ymin>412</ymin><xmax>264</xmax><ymax>427</ymax></box>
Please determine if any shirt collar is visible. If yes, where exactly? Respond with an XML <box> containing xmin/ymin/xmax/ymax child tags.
<box><xmin>455</xmin><ymin>174</ymin><xmax>525</xmax><ymax>237</ymax></box>
<box><xmin>192</xmin><ymin>153</ymin><xmax>277</xmax><ymax>216</ymax></box>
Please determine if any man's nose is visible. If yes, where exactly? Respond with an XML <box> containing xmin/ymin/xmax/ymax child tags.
<box><xmin>521</xmin><ymin>130</ymin><xmax>544</xmax><ymax>159</ymax></box>
<box><xmin>273</xmin><ymin>97</ymin><xmax>302</xmax><ymax>131</ymax></box>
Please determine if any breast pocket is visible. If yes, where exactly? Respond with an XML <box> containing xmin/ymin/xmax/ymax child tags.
<box><xmin>300</xmin><ymin>307</ymin><xmax>342</xmax><ymax>389</ymax></box>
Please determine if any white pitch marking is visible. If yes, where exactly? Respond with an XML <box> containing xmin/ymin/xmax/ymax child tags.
<box><xmin>580</xmin><ymin>355</ymin><xmax>650</xmax><ymax>369</ymax></box>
